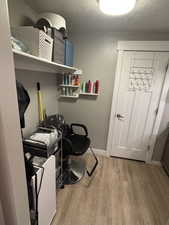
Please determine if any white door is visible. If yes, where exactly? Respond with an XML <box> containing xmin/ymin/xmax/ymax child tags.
<box><xmin>109</xmin><ymin>51</ymin><xmax>169</xmax><ymax>161</ymax></box>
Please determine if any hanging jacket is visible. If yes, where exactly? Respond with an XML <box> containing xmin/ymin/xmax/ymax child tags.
<box><xmin>16</xmin><ymin>80</ymin><xmax>30</xmax><ymax>128</ymax></box>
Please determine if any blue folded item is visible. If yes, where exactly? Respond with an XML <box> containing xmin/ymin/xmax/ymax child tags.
<box><xmin>64</xmin><ymin>40</ymin><xmax>74</xmax><ymax>67</ymax></box>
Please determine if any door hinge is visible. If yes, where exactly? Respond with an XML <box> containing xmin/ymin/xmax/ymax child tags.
<box><xmin>166</xmin><ymin>63</ymin><xmax>169</xmax><ymax>72</ymax></box>
<box><xmin>155</xmin><ymin>107</ymin><xmax>159</xmax><ymax>115</ymax></box>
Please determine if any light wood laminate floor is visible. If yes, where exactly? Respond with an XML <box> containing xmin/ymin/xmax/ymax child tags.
<box><xmin>52</xmin><ymin>155</ymin><xmax>169</xmax><ymax>225</ymax></box>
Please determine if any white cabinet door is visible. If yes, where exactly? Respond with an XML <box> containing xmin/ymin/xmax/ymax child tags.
<box><xmin>109</xmin><ymin>51</ymin><xmax>169</xmax><ymax>161</ymax></box>
<box><xmin>33</xmin><ymin>156</ymin><xmax>56</xmax><ymax>225</ymax></box>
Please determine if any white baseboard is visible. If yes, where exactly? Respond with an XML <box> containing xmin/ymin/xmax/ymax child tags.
<box><xmin>150</xmin><ymin>160</ymin><xmax>162</xmax><ymax>166</ymax></box>
<box><xmin>87</xmin><ymin>148</ymin><xmax>108</xmax><ymax>157</ymax></box>
<box><xmin>87</xmin><ymin>150</ymin><xmax>163</xmax><ymax>165</ymax></box>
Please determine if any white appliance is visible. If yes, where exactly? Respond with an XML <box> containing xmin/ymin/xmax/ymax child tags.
<box><xmin>36</xmin><ymin>13</ymin><xmax>66</xmax><ymax>30</ymax></box>
<box><xmin>32</xmin><ymin>155</ymin><xmax>56</xmax><ymax>225</ymax></box>
<box><xmin>35</xmin><ymin>13</ymin><xmax>67</xmax><ymax>40</ymax></box>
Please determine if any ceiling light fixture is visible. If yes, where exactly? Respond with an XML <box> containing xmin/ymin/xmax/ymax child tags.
<box><xmin>99</xmin><ymin>0</ymin><xmax>136</xmax><ymax>16</ymax></box>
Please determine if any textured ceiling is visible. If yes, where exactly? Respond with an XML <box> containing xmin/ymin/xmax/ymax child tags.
<box><xmin>26</xmin><ymin>0</ymin><xmax>169</xmax><ymax>32</ymax></box>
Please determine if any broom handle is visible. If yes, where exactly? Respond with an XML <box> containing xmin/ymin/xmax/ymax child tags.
<box><xmin>37</xmin><ymin>82</ymin><xmax>44</xmax><ymax>122</ymax></box>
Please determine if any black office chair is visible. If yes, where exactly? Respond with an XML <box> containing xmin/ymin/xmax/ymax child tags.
<box><xmin>40</xmin><ymin>114</ymin><xmax>98</xmax><ymax>185</ymax></box>
<box><xmin>61</xmin><ymin>123</ymin><xmax>98</xmax><ymax>185</ymax></box>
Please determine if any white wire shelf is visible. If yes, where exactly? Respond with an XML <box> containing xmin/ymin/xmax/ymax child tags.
<box><xmin>60</xmin><ymin>94</ymin><xmax>79</xmax><ymax>99</ymax></box>
<box><xmin>79</xmin><ymin>92</ymin><xmax>99</xmax><ymax>96</ymax></box>
<box><xmin>13</xmin><ymin>49</ymin><xmax>78</xmax><ymax>74</ymax></box>
<box><xmin>59</xmin><ymin>84</ymin><xmax>80</xmax><ymax>88</ymax></box>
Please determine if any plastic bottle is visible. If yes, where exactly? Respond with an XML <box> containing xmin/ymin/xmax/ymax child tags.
<box><xmin>62</xmin><ymin>87</ymin><xmax>66</xmax><ymax>95</ymax></box>
<box><xmin>85</xmin><ymin>82</ymin><xmax>88</xmax><ymax>93</ymax></box>
<box><xmin>93</xmin><ymin>82</ymin><xmax>96</xmax><ymax>93</ymax></box>
<box><xmin>64</xmin><ymin>75</ymin><xmax>66</xmax><ymax>85</ymax></box>
<box><xmin>95</xmin><ymin>80</ymin><xmax>99</xmax><ymax>94</ymax></box>
<box><xmin>69</xmin><ymin>74</ymin><xmax>71</xmax><ymax>85</ymax></box>
<box><xmin>88</xmin><ymin>80</ymin><xmax>92</xmax><ymax>93</ymax></box>
<box><xmin>80</xmin><ymin>82</ymin><xmax>82</xmax><ymax>92</ymax></box>
<box><xmin>90</xmin><ymin>81</ymin><xmax>93</xmax><ymax>93</ymax></box>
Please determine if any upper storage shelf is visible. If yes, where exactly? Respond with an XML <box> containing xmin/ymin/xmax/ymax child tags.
<box><xmin>12</xmin><ymin>50</ymin><xmax>78</xmax><ymax>74</ymax></box>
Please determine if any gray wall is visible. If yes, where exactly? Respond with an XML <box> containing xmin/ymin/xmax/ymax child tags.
<box><xmin>8</xmin><ymin>0</ymin><xmax>37</xmax><ymax>27</ymax></box>
<box><xmin>8</xmin><ymin>0</ymin><xmax>59</xmax><ymax>136</ymax></box>
<box><xmin>16</xmin><ymin>70</ymin><xmax>58</xmax><ymax>136</ymax></box>
<box><xmin>60</xmin><ymin>31</ymin><xmax>169</xmax><ymax>159</ymax></box>
<box><xmin>59</xmin><ymin>33</ymin><xmax>117</xmax><ymax>150</ymax></box>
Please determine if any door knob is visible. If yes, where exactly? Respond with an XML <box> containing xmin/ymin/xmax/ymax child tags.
<box><xmin>116</xmin><ymin>114</ymin><xmax>125</xmax><ymax>121</ymax></box>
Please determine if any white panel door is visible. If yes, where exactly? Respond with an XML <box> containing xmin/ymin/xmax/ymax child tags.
<box><xmin>110</xmin><ymin>51</ymin><xmax>169</xmax><ymax>161</ymax></box>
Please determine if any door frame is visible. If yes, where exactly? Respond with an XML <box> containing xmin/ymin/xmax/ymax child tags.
<box><xmin>0</xmin><ymin>0</ymin><xmax>31</xmax><ymax>224</ymax></box>
<box><xmin>107</xmin><ymin>41</ymin><xmax>169</xmax><ymax>163</ymax></box>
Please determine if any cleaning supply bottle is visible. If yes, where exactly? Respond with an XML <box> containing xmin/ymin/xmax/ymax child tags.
<box><xmin>77</xmin><ymin>75</ymin><xmax>80</xmax><ymax>86</ymax></box>
<box><xmin>88</xmin><ymin>80</ymin><xmax>92</xmax><ymax>93</ymax></box>
<box><xmin>95</xmin><ymin>80</ymin><xmax>99</xmax><ymax>94</ymax></box>
<box><xmin>69</xmin><ymin>74</ymin><xmax>71</xmax><ymax>85</ymax></box>
<box><xmin>81</xmin><ymin>82</ymin><xmax>84</xmax><ymax>93</ymax></box>
<box><xmin>90</xmin><ymin>81</ymin><xmax>93</xmax><ymax>93</ymax></box>
<box><xmin>64</xmin><ymin>75</ymin><xmax>66</xmax><ymax>85</ymax></box>
<box><xmin>93</xmin><ymin>82</ymin><xmax>96</xmax><ymax>93</ymax></box>
<box><xmin>75</xmin><ymin>75</ymin><xmax>79</xmax><ymax>86</ymax></box>
<box><xmin>85</xmin><ymin>82</ymin><xmax>88</xmax><ymax>93</ymax></box>
<box><xmin>83</xmin><ymin>81</ymin><xmax>86</xmax><ymax>93</ymax></box>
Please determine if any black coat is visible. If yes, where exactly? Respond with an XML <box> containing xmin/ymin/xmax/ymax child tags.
<box><xmin>16</xmin><ymin>80</ymin><xmax>30</xmax><ymax>128</ymax></box>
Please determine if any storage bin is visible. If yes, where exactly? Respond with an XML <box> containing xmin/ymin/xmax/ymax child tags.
<box><xmin>12</xmin><ymin>26</ymin><xmax>53</xmax><ymax>61</ymax></box>
<box><xmin>50</xmin><ymin>28</ymin><xmax>65</xmax><ymax>64</ymax></box>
